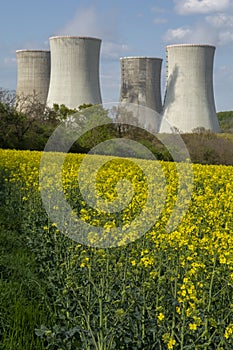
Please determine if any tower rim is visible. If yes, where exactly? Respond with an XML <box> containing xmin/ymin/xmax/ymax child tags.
<box><xmin>166</xmin><ymin>43</ymin><xmax>216</xmax><ymax>49</ymax></box>
<box><xmin>16</xmin><ymin>49</ymin><xmax>50</xmax><ymax>53</ymax></box>
<box><xmin>49</xmin><ymin>35</ymin><xmax>101</xmax><ymax>41</ymax></box>
<box><xmin>120</xmin><ymin>56</ymin><xmax>162</xmax><ymax>60</ymax></box>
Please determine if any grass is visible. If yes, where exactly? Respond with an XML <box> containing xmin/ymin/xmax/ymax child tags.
<box><xmin>0</xmin><ymin>210</ymin><xmax>53</xmax><ymax>350</ymax></box>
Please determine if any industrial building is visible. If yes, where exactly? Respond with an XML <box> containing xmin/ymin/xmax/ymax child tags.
<box><xmin>46</xmin><ymin>36</ymin><xmax>102</xmax><ymax>109</ymax></box>
<box><xmin>119</xmin><ymin>56</ymin><xmax>163</xmax><ymax>132</ymax></box>
<box><xmin>120</xmin><ymin>56</ymin><xmax>163</xmax><ymax>113</ymax></box>
<box><xmin>15</xmin><ymin>38</ymin><xmax>221</xmax><ymax>134</ymax></box>
<box><xmin>160</xmin><ymin>44</ymin><xmax>220</xmax><ymax>133</ymax></box>
<box><xmin>16</xmin><ymin>50</ymin><xmax>50</xmax><ymax>107</ymax></box>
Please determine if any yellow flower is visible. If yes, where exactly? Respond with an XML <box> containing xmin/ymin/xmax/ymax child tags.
<box><xmin>167</xmin><ymin>338</ymin><xmax>176</xmax><ymax>349</ymax></box>
<box><xmin>157</xmin><ymin>312</ymin><xmax>165</xmax><ymax>321</ymax></box>
<box><xmin>189</xmin><ymin>323</ymin><xmax>197</xmax><ymax>331</ymax></box>
<box><xmin>181</xmin><ymin>290</ymin><xmax>186</xmax><ymax>297</ymax></box>
<box><xmin>150</xmin><ymin>271</ymin><xmax>157</xmax><ymax>278</ymax></box>
<box><xmin>220</xmin><ymin>255</ymin><xmax>227</xmax><ymax>264</ymax></box>
<box><xmin>80</xmin><ymin>257</ymin><xmax>90</xmax><ymax>268</ymax></box>
<box><xmin>225</xmin><ymin>324</ymin><xmax>233</xmax><ymax>339</ymax></box>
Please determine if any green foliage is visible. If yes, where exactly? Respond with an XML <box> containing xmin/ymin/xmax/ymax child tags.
<box><xmin>74</xmin><ymin>105</ymin><xmax>115</xmax><ymax>151</ymax></box>
<box><xmin>52</xmin><ymin>103</ymin><xmax>77</xmax><ymax>121</ymax></box>
<box><xmin>116</xmin><ymin>127</ymin><xmax>233</xmax><ymax>165</ymax></box>
<box><xmin>0</xmin><ymin>88</ymin><xmax>233</xmax><ymax>165</ymax></box>
<box><xmin>217</xmin><ymin>110</ymin><xmax>233</xmax><ymax>121</ymax></box>
<box><xmin>181</xmin><ymin>131</ymin><xmax>233</xmax><ymax>165</ymax></box>
<box><xmin>0</xmin><ymin>210</ymin><xmax>54</xmax><ymax>349</ymax></box>
<box><xmin>78</xmin><ymin>103</ymin><xmax>93</xmax><ymax>110</ymax></box>
<box><xmin>0</xmin><ymin>91</ymin><xmax>59</xmax><ymax>150</ymax></box>
<box><xmin>217</xmin><ymin>111</ymin><xmax>233</xmax><ymax>133</ymax></box>
<box><xmin>1</xmin><ymin>149</ymin><xmax>233</xmax><ymax>349</ymax></box>
<box><xmin>0</xmin><ymin>92</ymin><xmax>115</xmax><ymax>153</ymax></box>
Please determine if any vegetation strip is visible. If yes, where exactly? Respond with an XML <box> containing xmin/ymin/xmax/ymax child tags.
<box><xmin>0</xmin><ymin>149</ymin><xmax>232</xmax><ymax>349</ymax></box>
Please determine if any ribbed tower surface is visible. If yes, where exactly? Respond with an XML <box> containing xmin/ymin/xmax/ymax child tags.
<box><xmin>120</xmin><ymin>56</ymin><xmax>163</xmax><ymax>113</ymax></box>
<box><xmin>46</xmin><ymin>36</ymin><xmax>102</xmax><ymax>109</ymax></box>
<box><xmin>118</xmin><ymin>57</ymin><xmax>163</xmax><ymax>133</ymax></box>
<box><xmin>160</xmin><ymin>44</ymin><xmax>220</xmax><ymax>133</ymax></box>
<box><xmin>16</xmin><ymin>50</ymin><xmax>51</xmax><ymax>106</ymax></box>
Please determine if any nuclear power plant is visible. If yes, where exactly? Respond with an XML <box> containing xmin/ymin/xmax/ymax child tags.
<box><xmin>120</xmin><ymin>57</ymin><xmax>163</xmax><ymax>113</ymax></box>
<box><xmin>160</xmin><ymin>44</ymin><xmax>220</xmax><ymax>133</ymax></box>
<box><xmin>15</xmin><ymin>36</ymin><xmax>221</xmax><ymax>133</ymax></box>
<box><xmin>46</xmin><ymin>36</ymin><xmax>102</xmax><ymax>109</ymax></box>
<box><xmin>16</xmin><ymin>50</ymin><xmax>50</xmax><ymax>107</ymax></box>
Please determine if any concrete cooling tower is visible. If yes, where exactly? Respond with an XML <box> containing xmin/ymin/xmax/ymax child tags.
<box><xmin>120</xmin><ymin>57</ymin><xmax>163</xmax><ymax>113</ymax></box>
<box><xmin>16</xmin><ymin>50</ymin><xmax>50</xmax><ymax>106</ymax></box>
<box><xmin>118</xmin><ymin>57</ymin><xmax>163</xmax><ymax>133</ymax></box>
<box><xmin>160</xmin><ymin>44</ymin><xmax>220</xmax><ymax>133</ymax></box>
<box><xmin>46</xmin><ymin>36</ymin><xmax>102</xmax><ymax>109</ymax></box>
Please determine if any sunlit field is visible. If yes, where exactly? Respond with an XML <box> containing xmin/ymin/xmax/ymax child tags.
<box><xmin>0</xmin><ymin>149</ymin><xmax>233</xmax><ymax>349</ymax></box>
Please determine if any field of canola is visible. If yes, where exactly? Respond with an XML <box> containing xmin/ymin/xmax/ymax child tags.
<box><xmin>0</xmin><ymin>148</ymin><xmax>233</xmax><ymax>349</ymax></box>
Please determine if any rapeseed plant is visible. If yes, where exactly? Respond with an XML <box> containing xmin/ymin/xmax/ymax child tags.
<box><xmin>0</xmin><ymin>149</ymin><xmax>233</xmax><ymax>349</ymax></box>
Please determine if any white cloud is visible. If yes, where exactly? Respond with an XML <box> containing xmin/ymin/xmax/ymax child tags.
<box><xmin>205</xmin><ymin>13</ymin><xmax>233</xmax><ymax>45</ymax></box>
<box><xmin>151</xmin><ymin>6</ymin><xmax>165</xmax><ymax>14</ymax></box>
<box><xmin>174</xmin><ymin>0</ymin><xmax>231</xmax><ymax>15</ymax></box>
<box><xmin>151</xmin><ymin>5</ymin><xmax>167</xmax><ymax>24</ymax></box>
<box><xmin>153</xmin><ymin>17</ymin><xmax>168</xmax><ymax>24</ymax></box>
<box><xmin>164</xmin><ymin>27</ymin><xmax>192</xmax><ymax>42</ymax></box>
<box><xmin>59</xmin><ymin>7</ymin><xmax>101</xmax><ymax>38</ymax></box>
<box><xmin>164</xmin><ymin>23</ymin><xmax>219</xmax><ymax>44</ymax></box>
<box><xmin>206</xmin><ymin>13</ymin><xmax>233</xmax><ymax>28</ymax></box>
<box><xmin>58</xmin><ymin>6</ymin><xmax>120</xmax><ymax>42</ymax></box>
<box><xmin>101</xmin><ymin>42</ymin><xmax>130</xmax><ymax>61</ymax></box>
<box><xmin>58</xmin><ymin>6</ymin><xmax>129</xmax><ymax>61</ymax></box>
<box><xmin>164</xmin><ymin>21</ymin><xmax>233</xmax><ymax>46</ymax></box>
<box><xmin>166</xmin><ymin>1</ymin><xmax>233</xmax><ymax>46</ymax></box>
<box><xmin>218</xmin><ymin>30</ymin><xmax>233</xmax><ymax>45</ymax></box>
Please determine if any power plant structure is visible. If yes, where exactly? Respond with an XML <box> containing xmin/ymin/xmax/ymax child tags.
<box><xmin>160</xmin><ymin>44</ymin><xmax>220</xmax><ymax>133</ymax></box>
<box><xmin>16</xmin><ymin>50</ymin><xmax>51</xmax><ymax>107</ymax></box>
<box><xmin>46</xmin><ymin>36</ymin><xmax>102</xmax><ymax>109</ymax></box>
<box><xmin>14</xmin><ymin>38</ymin><xmax>222</xmax><ymax>134</ymax></box>
<box><xmin>120</xmin><ymin>57</ymin><xmax>163</xmax><ymax>113</ymax></box>
<box><xmin>119</xmin><ymin>57</ymin><xmax>163</xmax><ymax>132</ymax></box>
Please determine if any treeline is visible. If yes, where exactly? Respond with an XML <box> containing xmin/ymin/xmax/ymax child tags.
<box><xmin>0</xmin><ymin>90</ymin><xmax>94</xmax><ymax>153</ymax></box>
<box><xmin>217</xmin><ymin>110</ymin><xmax>233</xmax><ymax>133</ymax></box>
<box><xmin>0</xmin><ymin>89</ymin><xmax>232</xmax><ymax>165</ymax></box>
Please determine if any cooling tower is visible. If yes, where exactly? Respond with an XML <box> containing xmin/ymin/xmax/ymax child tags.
<box><xmin>16</xmin><ymin>50</ymin><xmax>50</xmax><ymax>106</ymax></box>
<box><xmin>46</xmin><ymin>36</ymin><xmax>102</xmax><ymax>109</ymax></box>
<box><xmin>120</xmin><ymin>57</ymin><xmax>163</xmax><ymax>113</ymax></box>
<box><xmin>160</xmin><ymin>44</ymin><xmax>220</xmax><ymax>133</ymax></box>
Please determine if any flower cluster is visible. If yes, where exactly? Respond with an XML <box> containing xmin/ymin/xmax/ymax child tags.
<box><xmin>0</xmin><ymin>149</ymin><xmax>233</xmax><ymax>349</ymax></box>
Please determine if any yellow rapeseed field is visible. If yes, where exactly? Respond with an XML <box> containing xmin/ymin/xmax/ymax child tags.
<box><xmin>0</xmin><ymin>148</ymin><xmax>233</xmax><ymax>349</ymax></box>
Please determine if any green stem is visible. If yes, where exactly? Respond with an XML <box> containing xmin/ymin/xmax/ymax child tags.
<box><xmin>204</xmin><ymin>256</ymin><xmax>216</xmax><ymax>350</ymax></box>
<box><xmin>78</xmin><ymin>300</ymin><xmax>98</xmax><ymax>350</ymax></box>
<box><xmin>87</xmin><ymin>265</ymin><xmax>92</xmax><ymax>350</ymax></box>
<box><xmin>180</xmin><ymin>304</ymin><xmax>186</xmax><ymax>350</ymax></box>
<box><xmin>142</xmin><ymin>281</ymin><xmax>145</xmax><ymax>341</ymax></box>
<box><xmin>98</xmin><ymin>277</ymin><xmax>104</xmax><ymax>350</ymax></box>
<box><xmin>171</xmin><ymin>268</ymin><xmax>178</xmax><ymax>339</ymax></box>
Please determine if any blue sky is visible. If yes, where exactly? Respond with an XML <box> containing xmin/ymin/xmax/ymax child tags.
<box><xmin>0</xmin><ymin>0</ymin><xmax>233</xmax><ymax>111</ymax></box>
